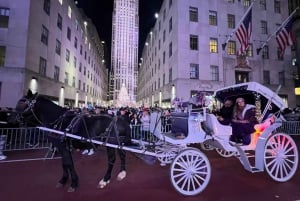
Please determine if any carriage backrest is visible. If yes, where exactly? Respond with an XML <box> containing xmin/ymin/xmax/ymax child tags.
<box><xmin>150</xmin><ymin>111</ymin><xmax>162</xmax><ymax>137</ymax></box>
<box><xmin>170</xmin><ymin>112</ymin><xmax>189</xmax><ymax>136</ymax></box>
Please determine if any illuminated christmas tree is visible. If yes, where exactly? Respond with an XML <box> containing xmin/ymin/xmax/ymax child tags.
<box><xmin>116</xmin><ymin>83</ymin><xmax>130</xmax><ymax>107</ymax></box>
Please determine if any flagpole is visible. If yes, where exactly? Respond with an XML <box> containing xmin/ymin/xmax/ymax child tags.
<box><xmin>256</xmin><ymin>7</ymin><xmax>299</xmax><ymax>55</ymax></box>
<box><xmin>222</xmin><ymin>0</ymin><xmax>256</xmax><ymax>50</ymax></box>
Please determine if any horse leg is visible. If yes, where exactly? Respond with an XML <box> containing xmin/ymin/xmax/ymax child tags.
<box><xmin>116</xmin><ymin>149</ymin><xmax>126</xmax><ymax>181</ymax></box>
<box><xmin>63</xmin><ymin>142</ymin><xmax>79</xmax><ymax>192</ymax></box>
<box><xmin>97</xmin><ymin>147</ymin><xmax>116</xmax><ymax>189</ymax></box>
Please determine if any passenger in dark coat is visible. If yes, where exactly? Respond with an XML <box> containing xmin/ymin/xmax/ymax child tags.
<box><xmin>230</xmin><ymin>97</ymin><xmax>258</xmax><ymax>145</ymax></box>
<box><xmin>217</xmin><ymin>99</ymin><xmax>234</xmax><ymax>125</ymax></box>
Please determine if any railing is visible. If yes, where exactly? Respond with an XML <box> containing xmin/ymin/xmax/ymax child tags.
<box><xmin>0</xmin><ymin>120</ymin><xmax>298</xmax><ymax>161</ymax></box>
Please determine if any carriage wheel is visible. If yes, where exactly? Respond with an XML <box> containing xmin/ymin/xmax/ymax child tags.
<box><xmin>170</xmin><ymin>148</ymin><xmax>211</xmax><ymax>196</ymax></box>
<box><xmin>215</xmin><ymin>148</ymin><xmax>235</xmax><ymax>158</ymax></box>
<box><xmin>155</xmin><ymin>145</ymin><xmax>179</xmax><ymax>165</ymax></box>
<box><xmin>264</xmin><ymin>133</ymin><xmax>299</xmax><ymax>182</ymax></box>
<box><xmin>200</xmin><ymin>142</ymin><xmax>214</xmax><ymax>151</ymax></box>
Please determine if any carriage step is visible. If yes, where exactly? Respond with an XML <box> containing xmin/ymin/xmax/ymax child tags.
<box><xmin>250</xmin><ymin>167</ymin><xmax>262</xmax><ymax>173</ymax></box>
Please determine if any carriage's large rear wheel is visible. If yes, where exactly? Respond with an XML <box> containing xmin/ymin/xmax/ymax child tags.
<box><xmin>264</xmin><ymin>133</ymin><xmax>299</xmax><ymax>182</ymax></box>
<box><xmin>170</xmin><ymin>148</ymin><xmax>211</xmax><ymax>196</ymax></box>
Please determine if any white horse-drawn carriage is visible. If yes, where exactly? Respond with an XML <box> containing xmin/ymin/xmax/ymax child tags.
<box><xmin>38</xmin><ymin>82</ymin><xmax>298</xmax><ymax>196</ymax></box>
<box><xmin>148</xmin><ymin>82</ymin><xmax>298</xmax><ymax>196</ymax></box>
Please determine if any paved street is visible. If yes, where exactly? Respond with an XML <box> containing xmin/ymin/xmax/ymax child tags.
<box><xmin>1</xmin><ymin>142</ymin><xmax>300</xmax><ymax>201</ymax></box>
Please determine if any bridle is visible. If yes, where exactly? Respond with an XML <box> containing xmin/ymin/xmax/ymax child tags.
<box><xmin>16</xmin><ymin>94</ymin><xmax>48</xmax><ymax>126</ymax></box>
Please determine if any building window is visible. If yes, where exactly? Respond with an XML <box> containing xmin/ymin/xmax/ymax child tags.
<box><xmin>57</xmin><ymin>14</ymin><xmax>62</xmax><ymax>30</ymax></box>
<box><xmin>246</xmin><ymin>43</ymin><xmax>253</xmax><ymax>57</ymax></box>
<box><xmin>261</xmin><ymin>21</ymin><xmax>268</xmax><ymax>34</ymax></box>
<box><xmin>262</xmin><ymin>45</ymin><xmax>269</xmax><ymax>59</ymax></box>
<box><xmin>43</xmin><ymin>0</ymin><xmax>50</xmax><ymax>15</ymax></box>
<box><xmin>210</xmin><ymin>38</ymin><xmax>218</xmax><ymax>53</ymax></box>
<box><xmin>41</xmin><ymin>25</ymin><xmax>49</xmax><ymax>45</ymax></box>
<box><xmin>72</xmin><ymin>76</ymin><xmax>75</xmax><ymax>87</ymax></box>
<box><xmin>163</xmin><ymin>9</ymin><xmax>166</xmax><ymax>21</ymax></box>
<box><xmin>74</xmin><ymin>37</ymin><xmax>77</xmax><ymax>48</ymax></box>
<box><xmin>169</xmin><ymin>42</ymin><xmax>172</xmax><ymax>57</ymax></box>
<box><xmin>55</xmin><ymin>39</ymin><xmax>61</xmax><ymax>55</ymax></box>
<box><xmin>163</xmin><ymin>73</ymin><xmax>165</xmax><ymax>85</ymax></box>
<box><xmin>84</xmin><ymin>66</ymin><xmax>86</xmax><ymax>76</ymax></box>
<box><xmin>227</xmin><ymin>14</ymin><xmax>235</xmax><ymax>29</ymax></box>
<box><xmin>274</xmin><ymin>0</ymin><xmax>281</xmax><ymax>13</ymax></box>
<box><xmin>228</xmin><ymin>41</ymin><xmax>236</xmax><ymax>55</ymax></box>
<box><xmin>277</xmin><ymin>47</ymin><xmax>284</xmax><ymax>60</ymax></box>
<box><xmin>209</xmin><ymin>10</ymin><xmax>217</xmax><ymax>26</ymax></box>
<box><xmin>211</xmin><ymin>65</ymin><xmax>219</xmax><ymax>81</ymax></box>
<box><xmin>163</xmin><ymin>30</ymin><xmax>166</xmax><ymax>42</ymax></box>
<box><xmin>169</xmin><ymin>17</ymin><xmax>172</xmax><ymax>32</ymax></box>
<box><xmin>169</xmin><ymin>67</ymin><xmax>172</xmax><ymax>82</ymax></box>
<box><xmin>260</xmin><ymin>0</ymin><xmax>266</xmax><ymax>10</ymax></box>
<box><xmin>39</xmin><ymin>57</ymin><xmax>47</xmax><ymax>76</ymax></box>
<box><xmin>66</xmin><ymin>49</ymin><xmax>70</xmax><ymax>62</ymax></box>
<box><xmin>189</xmin><ymin>7</ymin><xmax>198</xmax><ymax>22</ymax></box>
<box><xmin>163</xmin><ymin>51</ymin><xmax>166</xmax><ymax>64</ymax></box>
<box><xmin>263</xmin><ymin>70</ymin><xmax>270</xmax><ymax>84</ymax></box>
<box><xmin>79</xmin><ymin>62</ymin><xmax>82</xmax><ymax>72</ymax></box>
<box><xmin>73</xmin><ymin>56</ymin><xmax>77</xmax><ymax>68</ymax></box>
<box><xmin>80</xmin><ymin>45</ymin><xmax>82</xmax><ymax>55</ymax></box>
<box><xmin>0</xmin><ymin>46</ymin><xmax>6</xmax><ymax>66</ymax></box>
<box><xmin>64</xmin><ymin>72</ymin><xmax>69</xmax><ymax>85</ymax></box>
<box><xmin>0</xmin><ymin>8</ymin><xmax>9</xmax><ymax>28</ymax></box>
<box><xmin>169</xmin><ymin>0</ymin><xmax>172</xmax><ymax>8</ymax></box>
<box><xmin>67</xmin><ymin>27</ymin><xmax>71</xmax><ymax>40</ymax></box>
<box><xmin>190</xmin><ymin>35</ymin><xmax>198</xmax><ymax>50</ymax></box>
<box><xmin>243</xmin><ymin>0</ymin><xmax>251</xmax><ymax>6</ymax></box>
<box><xmin>279</xmin><ymin>71</ymin><xmax>285</xmax><ymax>86</ymax></box>
<box><xmin>190</xmin><ymin>63</ymin><xmax>199</xmax><ymax>79</ymax></box>
<box><xmin>235</xmin><ymin>71</ymin><xmax>249</xmax><ymax>83</ymax></box>
<box><xmin>227</xmin><ymin>0</ymin><xmax>234</xmax><ymax>3</ymax></box>
<box><xmin>78</xmin><ymin>80</ymin><xmax>81</xmax><ymax>90</ymax></box>
<box><xmin>54</xmin><ymin>66</ymin><xmax>60</xmax><ymax>81</ymax></box>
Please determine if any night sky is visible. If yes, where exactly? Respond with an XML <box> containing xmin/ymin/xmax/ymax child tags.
<box><xmin>76</xmin><ymin>0</ymin><xmax>163</xmax><ymax>64</ymax></box>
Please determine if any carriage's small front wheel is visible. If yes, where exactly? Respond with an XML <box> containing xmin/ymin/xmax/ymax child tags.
<box><xmin>264</xmin><ymin>133</ymin><xmax>299</xmax><ymax>182</ymax></box>
<box><xmin>155</xmin><ymin>144</ymin><xmax>179</xmax><ymax>165</ymax></box>
<box><xmin>215</xmin><ymin>148</ymin><xmax>235</xmax><ymax>157</ymax></box>
<box><xmin>170</xmin><ymin>148</ymin><xmax>211</xmax><ymax>196</ymax></box>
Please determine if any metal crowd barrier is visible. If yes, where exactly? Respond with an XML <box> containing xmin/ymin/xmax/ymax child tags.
<box><xmin>1</xmin><ymin>120</ymin><xmax>297</xmax><ymax>161</ymax></box>
<box><xmin>275</xmin><ymin>121</ymin><xmax>300</xmax><ymax>135</ymax></box>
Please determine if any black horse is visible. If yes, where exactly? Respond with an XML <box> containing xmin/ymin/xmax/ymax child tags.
<box><xmin>15</xmin><ymin>90</ymin><xmax>131</xmax><ymax>191</ymax></box>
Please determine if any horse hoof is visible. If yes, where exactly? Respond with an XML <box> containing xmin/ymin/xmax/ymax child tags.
<box><xmin>55</xmin><ymin>182</ymin><xmax>64</xmax><ymax>188</ymax></box>
<box><xmin>116</xmin><ymin>171</ymin><xmax>126</xmax><ymax>181</ymax></box>
<box><xmin>97</xmin><ymin>179</ymin><xmax>110</xmax><ymax>189</ymax></box>
<box><xmin>67</xmin><ymin>187</ymin><xmax>76</xmax><ymax>192</ymax></box>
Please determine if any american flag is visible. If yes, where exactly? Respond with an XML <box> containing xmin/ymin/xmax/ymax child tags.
<box><xmin>276</xmin><ymin>18</ymin><xmax>294</xmax><ymax>56</ymax></box>
<box><xmin>235</xmin><ymin>8</ymin><xmax>252</xmax><ymax>55</ymax></box>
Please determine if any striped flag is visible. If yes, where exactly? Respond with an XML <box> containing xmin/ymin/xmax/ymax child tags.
<box><xmin>276</xmin><ymin>18</ymin><xmax>294</xmax><ymax>56</ymax></box>
<box><xmin>236</xmin><ymin>8</ymin><xmax>252</xmax><ymax>55</ymax></box>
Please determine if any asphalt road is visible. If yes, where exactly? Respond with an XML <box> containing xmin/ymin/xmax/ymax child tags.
<box><xmin>1</xmin><ymin>142</ymin><xmax>300</xmax><ymax>201</ymax></box>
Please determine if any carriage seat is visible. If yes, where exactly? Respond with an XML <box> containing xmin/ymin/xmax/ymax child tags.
<box><xmin>203</xmin><ymin>113</ymin><xmax>232</xmax><ymax>136</ymax></box>
<box><xmin>170</xmin><ymin>112</ymin><xmax>189</xmax><ymax>138</ymax></box>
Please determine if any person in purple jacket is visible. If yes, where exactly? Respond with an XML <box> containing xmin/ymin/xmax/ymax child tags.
<box><xmin>230</xmin><ymin>97</ymin><xmax>258</xmax><ymax>145</ymax></box>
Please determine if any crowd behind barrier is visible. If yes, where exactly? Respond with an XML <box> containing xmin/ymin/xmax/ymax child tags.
<box><xmin>0</xmin><ymin>105</ymin><xmax>300</xmax><ymax>161</ymax></box>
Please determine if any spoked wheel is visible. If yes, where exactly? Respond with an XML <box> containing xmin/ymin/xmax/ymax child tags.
<box><xmin>170</xmin><ymin>148</ymin><xmax>211</xmax><ymax>196</ymax></box>
<box><xmin>264</xmin><ymin>133</ymin><xmax>299</xmax><ymax>182</ymax></box>
<box><xmin>200</xmin><ymin>142</ymin><xmax>214</xmax><ymax>151</ymax></box>
<box><xmin>155</xmin><ymin>145</ymin><xmax>179</xmax><ymax>165</ymax></box>
<box><xmin>215</xmin><ymin>148</ymin><xmax>235</xmax><ymax>157</ymax></box>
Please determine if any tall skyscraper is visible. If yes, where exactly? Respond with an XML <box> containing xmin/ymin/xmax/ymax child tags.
<box><xmin>111</xmin><ymin>0</ymin><xmax>139</xmax><ymax>105</ymax></box>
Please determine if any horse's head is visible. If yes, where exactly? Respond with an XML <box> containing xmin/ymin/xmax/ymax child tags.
<box><xmin>15</xmin><ymin>89</ymin><xmax>39</xmax><ymax>125</ymax></box>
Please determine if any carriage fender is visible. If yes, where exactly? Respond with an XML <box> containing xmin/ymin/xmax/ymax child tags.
<box><xmin>254</xmin><ymin>121</ymin><xmax>282</xmax><ymax>171</ymax></box>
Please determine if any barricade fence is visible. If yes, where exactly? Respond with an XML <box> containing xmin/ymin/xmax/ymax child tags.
<box><xmin>0</xmin><ymin>121</ymin><xmax>298</xmax><ymax>154</ymax></box>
